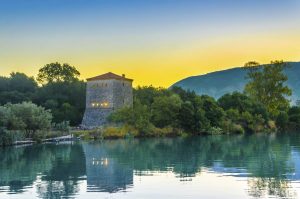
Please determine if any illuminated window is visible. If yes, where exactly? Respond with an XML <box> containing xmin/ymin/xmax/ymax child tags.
<box><xmin>99</xmin><ymin>101</ymin><xmax>109</xmax><ymax>107</ymax></box>
<box><xmin>92</xmin><ymin>101</ymin><xmax>110</xmax><ymax>108</ymax></box>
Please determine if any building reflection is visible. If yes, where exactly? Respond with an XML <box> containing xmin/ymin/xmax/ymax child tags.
<box><xmin>82</xmin><ymin>143</ymin><xmax>133</xmax><ymax>193</ymax></box>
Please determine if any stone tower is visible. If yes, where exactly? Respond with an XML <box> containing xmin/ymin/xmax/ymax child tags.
<box><xmin>81</xmin><ymin>72</ymin><xmax>133</xmax><ymax>128</ymax></box>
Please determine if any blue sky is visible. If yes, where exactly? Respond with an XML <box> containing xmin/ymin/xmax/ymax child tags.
<box><xmin>1</xmin><ymin>0</ymin><xmax>300</xmax><ymax>86</ymax></box>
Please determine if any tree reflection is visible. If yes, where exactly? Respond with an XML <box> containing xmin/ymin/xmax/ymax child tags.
<box><xmin>87</xmin><ymin>134</ymin><xmax>299</xmax><ymax>198</ymax></box>
<box><xmin>0</xmin><ymin>143</ymin><xmax>86</xmax><ymax>198</ymax></box>
<box><xmin>0</xmin><ymin>133</ymin><xmax>300</xmax><ymax>198</ymax></box>
<box><xmin>248</xmin><ymin>178</ymin><xmax>297</xmax><ymax>198</ymax></box>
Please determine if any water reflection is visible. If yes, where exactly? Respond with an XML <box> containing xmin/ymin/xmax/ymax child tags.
<box><xmin>83</xmin><ymin>143</ymin><xmax>133</xmax><ymax>193</ymax></box>
<box><xmin>0</xmin><ymin>133</ymin><xmax>299</xmax><ymax>198</ymax></box>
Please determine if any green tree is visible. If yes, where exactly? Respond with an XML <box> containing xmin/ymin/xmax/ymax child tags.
<box><xmin>9</xmin><ymin>72</ymin><xmax>37</xmax><ymax>93</ymax></box>
<box><xmin>218</xmin><ymin>92</ymin><xmax>269</xmax><ymax>121</ymax></box>
<box><xmin>0</xmin><ymin>76</ymin><xmax>9</xmax><ymax>92</ymax></box>
<box><xmin>288</xmin><ymin>106</ymin><xmax>300</xmax><ymax>130</ymax></box>
<box><xmin>0</xmin><ymin>73</ymin><xmax>38</xmax><ymax>105</ymax></box>
<box><xmin>37</xmin><ymin>62</ymin><xmax>80</xmax><ymax>84</ymax></box>
<box><xmin>134</xmin><ymin>86</ymin><xmax>171</xmax><ymax>107</ymax></box>
<box><xmin>244</xmin><ymin>61</ymin><xmax>292</xmax><ymax>117</ymax></box>
<box><xmin>276</xmin><ymin>111</ymin><xmax>289</xmax><ymax>131</ymax></box>
<box><xmin>151</xmin><ymin>94</ymin><xmax>182</xmax><ymax>128</ymax></box>
<box><xmin>201</xmin><ymin>95</ymin><xmax>225</xmax><ymax>127</ymax></box>
<box><xmin>0</xmin><ymin>102</ymin><xmax>52</xmax><ymax>138</ymax></box>
<box><xmin>35</xmin><ymin>79</ymin><xmax>86</xmax><ymax>126</ymax></box>
<box><xmin>109</xmin><ymin>100</ymin><xmax>153</xmax><ymax>135</ymax></box>
<box><xmin>179</xmin><ymin>101</ymin><xmax>209</xmax><ymax>134</ymax></box>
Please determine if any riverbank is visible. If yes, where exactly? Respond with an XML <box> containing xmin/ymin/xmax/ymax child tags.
<box><xmin>72</xmin><ymin>124</ymin><xmax>251</xmax><ymax>141</ymax></box>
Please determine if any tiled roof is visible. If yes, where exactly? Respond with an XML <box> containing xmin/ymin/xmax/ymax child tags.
<box><xmin>86</xmin><ymin>72</ymin><xmax>133</xmax><ymax>81</ymax></box>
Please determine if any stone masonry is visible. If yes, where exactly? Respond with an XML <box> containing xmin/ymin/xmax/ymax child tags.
<box><xmin>81</xmin><ymin>72</ymin><xmax>133</xmax><ymax>128</ymax></box>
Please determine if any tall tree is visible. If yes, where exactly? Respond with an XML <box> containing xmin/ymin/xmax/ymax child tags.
<box><xmin>0</xmin><ymin>73</ymin><xmax>38</xmax><ymax>105</ymax></box>
<box><xmin>244</xmin><ymin>61</ymin><xmax>292</xmax><ymax>117</ymax></box>
<box><xmin>151</xmin><ymin>94</ymin><xmax>182</xmax><ymax>128</ymax></box>
<box><xmin>37</xmin><ymin>62</ymin><xmax>80</xmax><ymax>84</ymax></box>
<box><xmin>9</xmin><ymin>72</ymin><xmax>37</xmax><ymax>93</ymax></box>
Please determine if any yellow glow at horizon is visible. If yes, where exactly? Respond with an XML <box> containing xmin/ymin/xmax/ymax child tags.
<box><xmin>1</xmin><ymin>31</ymin><xmax>300</xmax><ymax>88</ymax></box>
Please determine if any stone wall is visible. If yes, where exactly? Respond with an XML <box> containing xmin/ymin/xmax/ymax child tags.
<box><xmin>81</xmin><ymin>78</ymin><xmax>133</xmax><ymax>128</ymax></box>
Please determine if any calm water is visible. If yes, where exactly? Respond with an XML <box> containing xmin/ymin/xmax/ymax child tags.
<box><xmin>1</xmin><ymin>134</ymin><xmax>300</xmax><ymax>199</ymax></box>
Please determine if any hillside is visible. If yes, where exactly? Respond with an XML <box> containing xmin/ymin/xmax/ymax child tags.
<box><xmin>172</xmin><ymin>62</ymin><xmax>300</xmax><ymax>104</ymax></box>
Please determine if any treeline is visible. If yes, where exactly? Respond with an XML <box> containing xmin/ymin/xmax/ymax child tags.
<box><xmin>0</xmin><ymin>63</ymin><xmax>85</xmax><ymax>146</ymax></box>
<box><xmin>0</xmin><ymin>63</ymin><xmax>86</xmax><ymax>125</ymax></box>
<box><xmin>1</xmin><ymin>60</ymin><xmax>300</xmax><ymax>144</ymax></box>
<box><xmin>108</xmin><ymin>61</ymin><xmax>300</xmax><ymax>136</ymax></box>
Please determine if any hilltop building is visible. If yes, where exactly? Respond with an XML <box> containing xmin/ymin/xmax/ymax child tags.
<box><xmin>81</xmin><ymin>72</ymin><xmax>133</xmax><ymax>128</ymax></box>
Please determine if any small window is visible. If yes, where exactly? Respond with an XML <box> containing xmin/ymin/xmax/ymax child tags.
<box><xmin>100</xmin><ymin>102</ymin><xmax>109</xmax><ymax>107</ymax></box>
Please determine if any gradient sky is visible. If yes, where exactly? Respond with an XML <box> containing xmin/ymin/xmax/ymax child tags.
<box><xmin>1</xmin><ymin>0</ymin><xmax>300</xmax><ymax>87</ymax></box>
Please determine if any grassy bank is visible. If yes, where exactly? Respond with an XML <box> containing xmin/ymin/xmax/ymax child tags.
<box><xmin>71</xmin><ymin>124</ymin><xmax>249</xmax><ymax>141</ymax></box>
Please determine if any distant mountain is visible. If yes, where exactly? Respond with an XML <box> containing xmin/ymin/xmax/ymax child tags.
<box><xmin>172</xmin><ymin>62</ymin><xmax>300</xmax><ymax>104</ymax></box>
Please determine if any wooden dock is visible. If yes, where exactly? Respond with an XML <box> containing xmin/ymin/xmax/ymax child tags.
<box><xmin>42</xmin><ymin>134</ymin><xmax>75</xmax><ymax>143</ymax></box>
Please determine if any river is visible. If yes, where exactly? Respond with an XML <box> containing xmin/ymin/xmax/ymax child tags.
<box><xmin>1</xmin><ymin>133</ymin><xmax>300</xmax><ymax>198</ymax></box>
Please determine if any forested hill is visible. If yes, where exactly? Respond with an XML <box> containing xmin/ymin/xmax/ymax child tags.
<box><xmin>172</xmin><ymin>62</ymin><xmax>300</xmax><ymax>104</ymax></box>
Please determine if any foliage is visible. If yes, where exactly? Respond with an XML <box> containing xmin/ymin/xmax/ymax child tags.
<box><xmin>110</xmin><ymin>83</ymin><xmax>285</xmax><ymax>135</ymax></box>
<box><xmin>276</xmin><ymin>111</ymin><xmax>289</xmax><ymax>131</ymax></box>
<box><xmin>37</xmin><ymin>62</ymin><xmax>80</xmax><ymax>84</ymax></box>
<box><xmin>102</xmin><ymin>126</ymin><xmax>139</xmax><ymax>138</ymax></box>
<box><xmin>206</xmin><ymin>126</ymin><xmax>223</xmax><ymax>135</ymax></box>
<box><xmin>35</xmin><ymin>76</ymin><xmax>85</xmax><ymax>126</ymax></box>
<box><xmin>201</xmin><ymin>95</ymin><xmax>225</xmax><ymax>127</ymax></box>
<box><xmin>151</xmin><ymin>94</ymin><xmax>182</xmax><ymax>128</ymax></box>
<box><xmin>218</xmin><ymin>92</ymin><xmax>269</xmax><ymax>121</ymax></box>
<box><xmin>52</xmin><ymin>121</ymin><xmax>71</xmax><ymax>133</ymax></box>
<box><xmin>134</xmin><ymin>86</ymin><xmax>171</xmax><ymax>106</ymax></box>
<box><xmin>0</xmin><ymin>63</ymin><xmax>85</xmax><ymax>126</ymax></box>
<box><xmin>0</xmin><ymin>60</ymin><xmax>297</xmax><ymax>137</ymax></box>
<box><xmin>102</xmin><ymin>127</ymin><xmax>126</xmax><ymax>138</ymax></box>
<box><xmin>287</xmin><ymin>106</ymin><xmax>300</xmax><ymax>130</ymax></box>
<box><xmin>109</xmin><ymin>100</ymin><xmax>153</xmax><ymax>135</ymax></box>
<box><xmin>0</xmin><ymin>128</ymin><xmax>14</xmax><ymax>146</ymax></box>
<box><xmin>0</xmin><ymin>73</ymin><xmax>37</xmax><ymax>105</ymax></box>
<box><xmin>244</xmin><ymin>61</ymin><xmax>292</xmax><ymax>117</ymax></box>
<box><xmin>178</xmin><ymin>101</ymin><xmax>209</xmax><ymax>134</ymax></box>
<box><xmin>0</xmin><ymin>102</ymin><xmax>52</xmax><ymax>138</ymax></box>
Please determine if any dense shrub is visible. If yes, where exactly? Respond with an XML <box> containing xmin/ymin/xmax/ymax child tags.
<box><xmin>110</xmin><ymin>87</ymin><xmax>282</xmax><ymax>136</ymax></box>
<box><xmin>0</xmin><ymin>128</ymin><xmax>24</xmax><ymax>146</ymax></box>
<box><xmin>0</xmin><ymin>102</ymin><xmax>52</xmax><ymax>138</ymax></box>
<box><xmin>0</xmin><ymin>128</ymin><xmax>13</xmax><ymax>146</ymax></box>
<box><xmin>51</xmin><ymin>121</ymin><xmax>71</xmax><ymax>133</ymax></box>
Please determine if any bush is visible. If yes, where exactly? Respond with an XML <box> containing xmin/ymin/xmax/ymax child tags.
<box><xmin>276</xmin><ymin>111</ymin><xmax>289</xmax><ymax>131</ymax></box>
<box><xmin>267</xmin><ymin>120</ymin><xmax>277</xmax><ymax>131</ymax></box>
<box><xmin>231</xmin><ymin>124</ymin><xmax>245</xmax><ymax>134</ymax></box>
<box><xmin>145</xmin><ymin>126</ymin><xmax>182</xmax><ymax>137</ymax></box>
<box><xmin>0</xmin><ymin>102</ymin><xmax>52</xmax><ymax>139</ymax></box>
<box><xmin>103</xmin><ymin>125</ymin><xmax>141</xmax><ymax>139</ymax></box>
<box><xmin>206</xmin><ymin>127</ymin><xmax>223</xmax><ymax>135</ymax></box>
<box><xmin>221</xmin><ymin>120</ymin><xmax>245</xmax><ymax>134</ymax></box>
<box><xmin>109</xmin><ymin>100</ymin><xmax>153</xmax><ymax>136</ymax></box>
<box><xmin>102</xmin><ymin>127</ymin><xmax>126</xmax><ymax>138</ymax></box>
<box><xmin>0</xmin><ymin>128</ymin><xmax>13</xmax><ymax>146</ymax></box>
<box><xmin>0</xmin><ymin>128</ymin><xmax>24</xmax><ymax>146</ymax></box>
<box><xmin>52</xmin><ymin>121</ymin><xmax>71</xmax><ymax>133</ymax></box>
